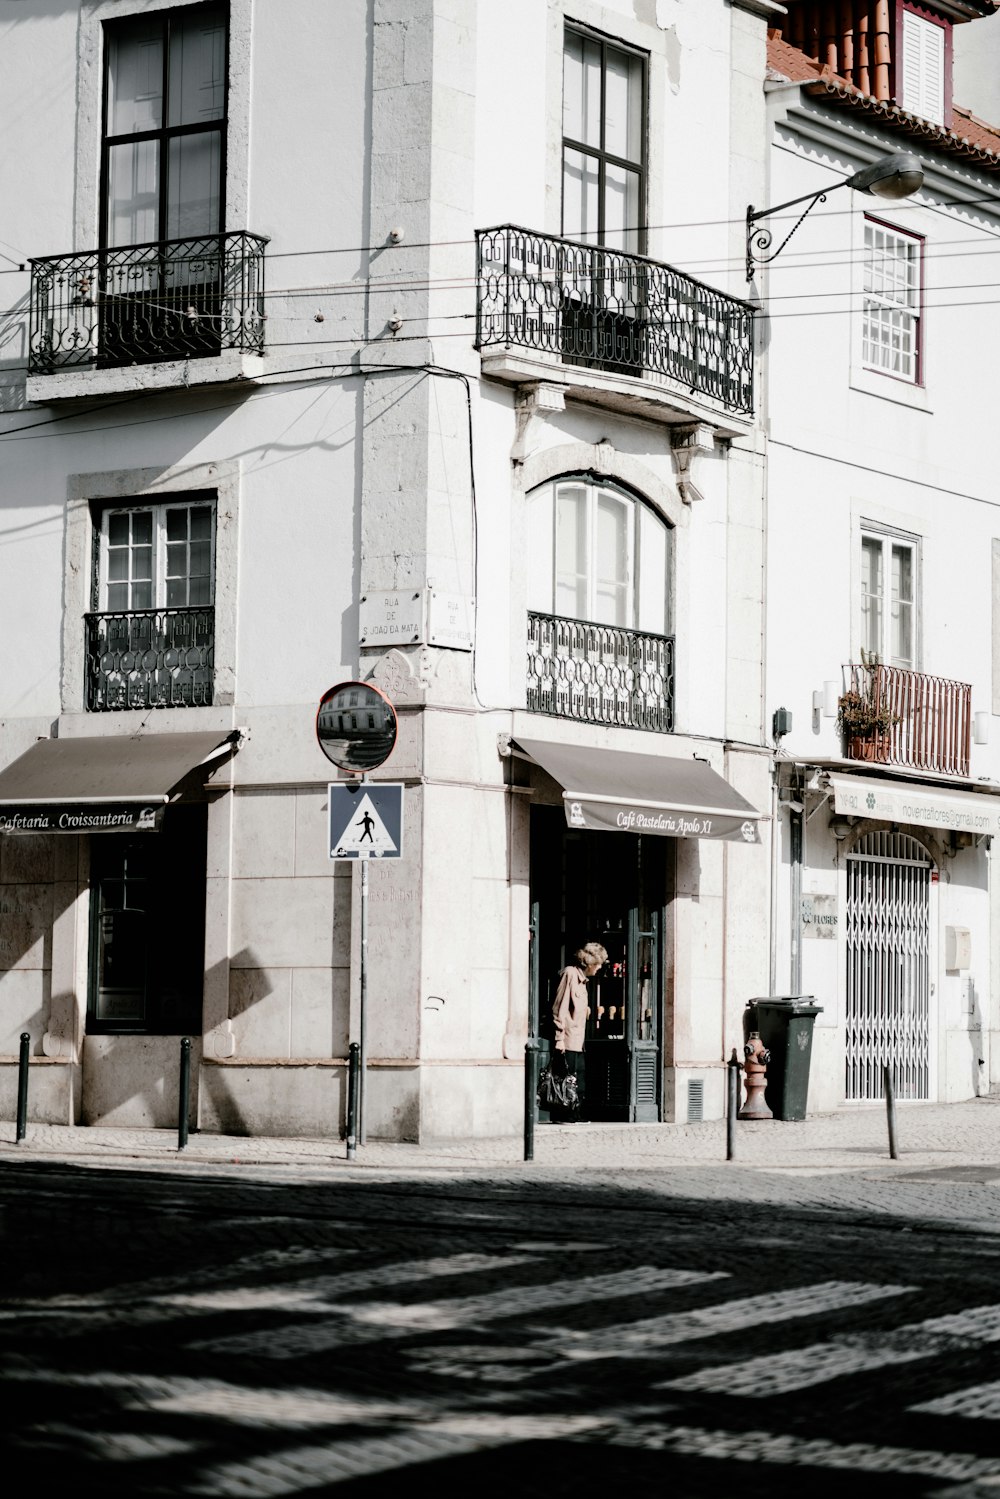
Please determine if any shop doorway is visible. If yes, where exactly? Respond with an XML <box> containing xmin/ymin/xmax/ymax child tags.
<box><xmin>529</xmin><ymin>806</ymin><xmax>670</xmax><ymax>1121</ymax></box>
<box><xmin>845</xmin><ymin>829</ymin><xmax>935</xmax><ymax>1101</ymax></box>
<box><xmin>87</xmin><ymin>804</ymin><xmax>208</xmax><ymax>1035</ymax></box>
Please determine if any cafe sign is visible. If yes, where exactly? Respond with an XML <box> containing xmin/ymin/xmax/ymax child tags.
<box><xmin>0</xmin><ymin>803</ymin><xmax>164</xmax><ymax>834</ymax></box>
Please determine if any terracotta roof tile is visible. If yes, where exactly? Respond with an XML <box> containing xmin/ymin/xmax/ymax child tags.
<box><xmin>766</xmin><ymin>34</ymin><xmax>1000</xmax><ymax>172</ymax></box>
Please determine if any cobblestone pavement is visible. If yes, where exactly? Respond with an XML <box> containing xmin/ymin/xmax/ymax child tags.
<box><xmin>2</xmin><ymin>1098</ymin><xmax>1000</xmax><ymax>1495</ymax></box>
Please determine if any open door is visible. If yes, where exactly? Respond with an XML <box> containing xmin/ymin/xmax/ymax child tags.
<box><xmin>529</xmin><ymin>807</ymin><xmax>668</xmax><ymax>1122</ymax></box>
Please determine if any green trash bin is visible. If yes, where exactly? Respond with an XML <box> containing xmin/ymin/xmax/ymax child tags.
<box><xmin>746</xmin><ymin>997</ymin><xmax>823</xmax><ymax>1121</ymax></box>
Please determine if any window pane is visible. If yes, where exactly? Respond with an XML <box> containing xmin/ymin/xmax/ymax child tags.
<box><xmin>891</xmin><ymin>544</ymin><xmax>914</xmax><ymax>667</ymax></box>
<box><xmin>563</xmin><ymin>148</ymin><xmax>600</xmax><ymax>241</ymax></box>
<box><xmin>563</xmin><ymin>31</ymin><xmax>601</xmax><ymax>147</ymax></box>
<box><xmin>169</xmin><ymin>8</ymin><xmax>226</xmax><ymax>126</ymax></box>
<box><xmin>108</xmin><ymin>581</ymin><xmax>128</xmax><ymax>612</ymax></box>
<box><xmin>133</xmin><ymin>546</ymin><xmax>153</xmax><ymax>581</ymax></box>
<box><xmin>166</xmin><ymin>541</ymin><xmax>187</xmax><ymax>579</ymax></box>
<box><xmin>603</xmin><ymin>164</ymin><xmax>642</xmax><ymax>254</ymax></box>
<box><xmin>166</xmin><ymin>508</ymin><xmax>188</xmax><ymax>542</ymax></box>
<box><xmin>132</xmin><ymin>581</ymin><xmax>153</xmax><ymax>610</ymax></box>
<box><xmin>188</xmin><ymin>575</ymin><xmax>211</xmax><ymax>608</ymax></box>
<box><xmin>189</xmin><ymin>540</ymin><xmax>210</xmax><ymax>578</ymax></box>
<box><xmin>108</xmin><ymin>549</ymin><xmax>129</xmax><ymax>583</ymax></box>
<box><xmin>604</xmin><ymin>47</ymin><xmax>643</xmax><ymax>164</ymax></box>
<box><xmin>861</xmin><ymin>536</ymin><xmax>883</xmax><ymax>656</ymax></box>
<box><xmin>595</xmin><ymin>493</ymin><xmax>630</xmax><ymax>625</ymax></box>
<box><xmin>637</xmin><ymin>504</ymin><xmax>668</xmax><ymax>634</ymax></box>
<box><xmin>132</xmin><ymin>512</ymin><xmax>153</xmax><ymax>545</ymax></box>
<box><xmin>167</xmin><ymin>132</ymin><xmax>221</xmax><ymax>238</ymax></box>
<box><xmin>108</xmin><ymin>513</ymin><xmax>129</xmax><ymax>546</ymax></box>
<box><xmin>166</xmin><ymin>577</ymin><xmax>186</xmax><ymax>608</ymax></box>
<box><xmin>555</xmin><ymin>485</ymin><xmax>588</xmax><ymax>618</ymax></box>
<box><xmin>190</xmin><ymin>506</ymin><xmax>212</xmax><ymax>539</ymax></box>
<box><xmin>107</xmin><ymin>21</ymin><xmax>164</xmax><ymax>135</ymax></box>
<box><xmin>526</xmin><ymin>488</ymin><xmax>555</xmax><ymax>613</ymax></box>
<box><xmin>108</xmin><ymin>140</ymin><xmax>160</xmax><ymax>247</ymax></box>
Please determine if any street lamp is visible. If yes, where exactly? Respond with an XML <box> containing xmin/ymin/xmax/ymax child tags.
<box><xmin>746</xmin><ymin>152</ymin><xmax>923</xmax><ymax>281</ymax></box>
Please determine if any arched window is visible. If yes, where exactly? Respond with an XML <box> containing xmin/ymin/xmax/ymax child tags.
<box><xmin>526</xmin><ymin>476</ymin><xmax>670</xmax><ymax>635</ymax></box>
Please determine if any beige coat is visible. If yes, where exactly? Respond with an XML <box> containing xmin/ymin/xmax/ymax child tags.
<box><xmin>552</xmin><ymin>964</ymin><xmax>590</xmax><ymax>1052</ymax></box>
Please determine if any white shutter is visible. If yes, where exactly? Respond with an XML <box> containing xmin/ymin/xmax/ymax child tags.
<box><xmin>900</xmin><ymin>11</ymin><xmax>945</xmax><ymax>126</ymax></box>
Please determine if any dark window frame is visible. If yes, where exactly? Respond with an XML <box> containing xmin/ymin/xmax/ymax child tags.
<box><xmin>99</xmin><ymin>1</ymin><xmax>230</xmax><ymax>251</ymax></box>
<box><xmin>561</xmin><ymin>22</ymin><xmax>648</xmax><ymax>253</ymax></box>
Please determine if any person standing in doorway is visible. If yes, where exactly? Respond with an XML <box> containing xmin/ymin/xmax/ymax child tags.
<box><xmin>551</xmin><ymin>942</ymin><xmax>608</xmax><ymax>1122</ymax></box>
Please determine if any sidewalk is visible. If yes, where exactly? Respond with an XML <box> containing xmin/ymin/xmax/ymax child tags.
<box><xmin>3</xmin><ymin>1094</ymin><xmax>1000</xmax><ymax>1181</ymax></box>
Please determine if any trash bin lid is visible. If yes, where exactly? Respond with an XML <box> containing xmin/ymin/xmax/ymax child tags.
<box><xmin>749</xmin><ymin>995</ymin><xmax>824</xmax><ymax>1015</ymax></box>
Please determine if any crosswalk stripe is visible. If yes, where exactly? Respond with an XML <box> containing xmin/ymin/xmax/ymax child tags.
<box><xmin>4</xmin><ymin>1253</ymin><xmax>533</xmax><ymax>1336</ymax></box>
<box><xmin>910</xmin><ymin>1380</ymin><xmax>1000</xmax><ymax>1420</ymax></box>
<box><xmin>192</xmin><ymin>1265</ymin><xmax>725</xmax><ymax>1358</ymax></box>
<box><xmin>550</xmin><ymin>1279</ymin><xmax>914</xmax><ymax>1362</ymax></box>
<box><xmin>660</xmin><ymin>1302</ymin><xmax>1000</xmax><ymax>1397</ymax></box>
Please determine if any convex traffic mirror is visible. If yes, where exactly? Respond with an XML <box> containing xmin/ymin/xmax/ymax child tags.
<box><xmin>316</xmin><ymin>681</ymin><xmax>397</xmax><ymax>774</ymax></box>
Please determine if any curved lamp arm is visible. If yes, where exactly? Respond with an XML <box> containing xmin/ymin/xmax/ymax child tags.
<box><xmin>746</xmin><ymin>153</ymin><xmax>923</xmax><ymax>283</ymax></box>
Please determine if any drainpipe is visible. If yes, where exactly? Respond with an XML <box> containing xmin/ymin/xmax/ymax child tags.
<box><xmin>790</xmin><ymin>803</ymin><xmax>803</xmax><ymax>994</ymax></box>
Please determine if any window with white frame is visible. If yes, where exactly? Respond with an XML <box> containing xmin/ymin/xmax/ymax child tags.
<box><xmin>100</xmin><ymin>498</ymin><xmax>215</xmax><ymax>612</ymax></box>
<box><xmin>862</xmin><ymin>219</ymin><xmax>922</xmax><ymax>383</ymax></box>
<box><xmin>899</xmin><ymin>8</ymin><xmax>947</xmax><ymax>127</ymax></box>
<box><xmin>88</xmin><ymin>494</ymin><xmax>216</xmax><ymax>711</ymax></box>
<box><xmin>861</xmin><ymin>529</ymin><xmax>917</xmax><ymax>669</ymax></box>
<box><xmin>527</xmin><ymin>477</ymin><xmax>670</xmax><ymax>634</ymax></box>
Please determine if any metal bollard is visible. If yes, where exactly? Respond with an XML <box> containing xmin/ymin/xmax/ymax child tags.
<box><xmin>884</xmin><ymin>1063</ymin><xmax>899</xmax><ymax>1160</ymax></box>
<box><xmin>346</xmin><ymin>1042</ymin><xmax>360</xmax><ymax>1160</ymax></box>
<box><xmin>524</xmin><ymin>1039</ymin><xmax>541</xmax><ymax>1162</ymax></box>
<box><xmin>15</xmin><ymin>1032</ymin><xmax>30</xmax><ymax>1144</ymax></box>
<box><xmin>726</xmin><ymin>1047</ymin><xmax>741</xmax><ymax>1161</ymax></box>
<box><xmin>177</xmin><ymin>1037</ymin><xmax>191</xmax><ymax>1152</ymax></box>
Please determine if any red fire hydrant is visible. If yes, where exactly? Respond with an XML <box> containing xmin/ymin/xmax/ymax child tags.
<box><xmin>738</xmin><ymin>1031</ymin><xmax>773</xmax><ymax>1120</ymax></box>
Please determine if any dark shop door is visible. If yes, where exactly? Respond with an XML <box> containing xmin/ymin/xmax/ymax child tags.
<box><xmin>529</xmin><ymin>806</ymin><xmax>668</xmax><ymax>1122</ymax></box>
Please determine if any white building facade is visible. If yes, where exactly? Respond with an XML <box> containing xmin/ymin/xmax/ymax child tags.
<box><xmin>760</xmin><ymin>0</ymin><xmax>1000</xmax><ymax>1111</ymax></box>
<box><xmin>0</xmin><ymin>0</ymin><xmax>782</xmax><ymax>1142</ymax></box>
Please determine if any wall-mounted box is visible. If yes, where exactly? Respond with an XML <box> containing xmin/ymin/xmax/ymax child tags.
<box><xmin>945</xmin><ymin>925</ymin><xmax>971</xmax><ymax>972</ymax></box>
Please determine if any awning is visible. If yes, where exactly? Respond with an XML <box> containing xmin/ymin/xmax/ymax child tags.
<box><xmin>0</xmin><ymin>730</ymin><xmax>240</xmax><ymax>834</ymax></box>
<box><xmin>514</xmin><ymin>737</ymin><xmax>763</xmax><ymax>842</ymax></box>
<box><xmin>827</xmin><ymin>771</ymin><xmax>1000</xmax><ymax>837</ymax></box>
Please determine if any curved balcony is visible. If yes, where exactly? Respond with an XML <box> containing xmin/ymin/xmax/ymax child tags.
<box><xmin>477</xmin><ymin>225</ymin><xmax>754</xmax><ymax>420</ymax></box>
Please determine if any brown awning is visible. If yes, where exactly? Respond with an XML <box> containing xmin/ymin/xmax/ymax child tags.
<box><xmin>0</xmin><ymin>730</ymin><xmax>240</xmax><ymax>834</ymax></box>
<box><xmin>514</xmin><ymin>736</ymin><xmax>762</xmax><ymax>842</ymax></box>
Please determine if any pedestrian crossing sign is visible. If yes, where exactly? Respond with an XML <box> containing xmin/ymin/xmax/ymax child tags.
<box><xmin>328</xmin><ymin>782</ymin><xmax>404</xmax><ymax>861</ymax></box>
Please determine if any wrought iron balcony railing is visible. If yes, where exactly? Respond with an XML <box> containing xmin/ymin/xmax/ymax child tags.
<box><xmin>86</xmin><ymin>608</ymin><xmax>214</xmax><ymax>712</ymax></box>
<box><xmin>842</xmin><ymin>661</ymin><xmax>971</xmax><ymax>777</ymax></box>
<box><xmin>29</xmin><ymin>232</ymin><xmax>267</xmax><ymax>374</ymax></box>
<box><xmin>527</xmin><ymin>611</ymin><xmax>675</xmax><ymax>733</ymax></box>
<box><xmin>477</xmin><ymin>225</ymin><xmax>754</xmax><ymax>415</ymax></box>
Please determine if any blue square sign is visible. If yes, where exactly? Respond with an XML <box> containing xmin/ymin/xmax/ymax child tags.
<box><xmin>328</xmin><ymin>782</ymin><xmax>404</xmax><ymax>861</ymax></box>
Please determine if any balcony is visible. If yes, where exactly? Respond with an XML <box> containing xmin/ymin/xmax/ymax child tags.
<box><xmin>527</xmin><ymin>611</ymin><xmax>674</xmax><ymax>733</ymax></box>
<box><xmin>28</xmin><ymin>232</ymin><xmax>266</xmax><ymax>390</ymax></box>
<box><xmin>476</xmin><ymin>225</ymin><xmax>754</xmax><ymax>424</ymax></box>
<box><xmin>86</xmin><ymin>609</ymin><xmax>214</xmax><ymax>712</ymax></box>
<box><xmin>841</xmin><ymin>662</ymin><xmax>971</xmax><ymax>777</ymax></box>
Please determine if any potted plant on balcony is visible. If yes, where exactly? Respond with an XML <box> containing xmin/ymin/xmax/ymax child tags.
<box><xmin>837</xmin><ymin>652</ymin><xmax>898</xmax><ymax>762</ymax></box>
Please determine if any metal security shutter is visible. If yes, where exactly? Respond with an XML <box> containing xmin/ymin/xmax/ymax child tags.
<box><xmin>846</xmin><ymin>830</ymin><xmax>933</xmax><ymax>1101</ymax></box>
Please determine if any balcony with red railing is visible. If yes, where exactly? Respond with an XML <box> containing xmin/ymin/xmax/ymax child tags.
<box><xmin>840</xmin><ymin>661</ymin><xmax>971</xmax><ymax>777</ymax></box>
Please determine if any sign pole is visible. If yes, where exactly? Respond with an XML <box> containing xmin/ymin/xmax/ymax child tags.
<box><xmin>315</xmin><ymin>680</ymin><xmax>401</xmax><ymax>1159</ymax></box>
<box><xmin>359</xmin><ymin>776</ymin><xmax>368</xmax><ymax>1146</ymax></box>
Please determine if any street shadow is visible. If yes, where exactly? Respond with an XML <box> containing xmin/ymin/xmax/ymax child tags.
<box><xmin>1</xmin><ymin>1161</ymin><xmax>998</xmax><ymax>1497</ymax></box>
